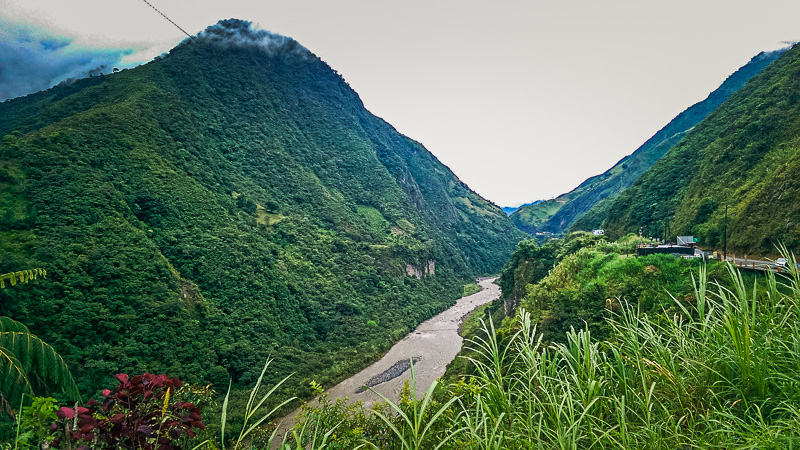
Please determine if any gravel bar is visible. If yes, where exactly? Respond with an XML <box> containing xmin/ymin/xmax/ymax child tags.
<box><xmin>355</xmin><ymin>356</ymin><xmax>422</xmax><ymax>393</ymax></box>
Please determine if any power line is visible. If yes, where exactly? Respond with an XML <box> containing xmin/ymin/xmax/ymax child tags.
<box><xmin>140</xmin><ymin>0</ymin><xmax>193</xmax><ymax>38</ymax></box>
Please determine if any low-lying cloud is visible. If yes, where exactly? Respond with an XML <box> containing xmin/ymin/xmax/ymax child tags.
<box><xmin>194</xmin><ymin>19</ymin><xmax>311</xmax><ymax>58</ymax></box>
<box><xmin>0</xmin><ymin>21</ymin><xmax>134</xmax><ymax>102</ymax></box>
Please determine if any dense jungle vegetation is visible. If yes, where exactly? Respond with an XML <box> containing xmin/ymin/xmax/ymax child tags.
<box><xmin>0</xmin><ymin>18</ymin><xmax>524</xmax><ymax>420</ymax></box>
<box><xmin>9</xmin><ymin>235</ymin><xmax>800</xmax><ymax>449</ymax></box>
<box><xmin>511</xmin><ymin>48</ymin><xmax>785</xmax><ymax>237</ymax></box>
<box><xmin>272</xmin><ymin>238</ymin><xmax>800</xmax><ymax>448</ymax></box>
<box><xmin>595</xmin><ymin>43</ymin><xmax>800</xmax><ymax>255</ymax></box>
<box><xmin>5</xmin><ymin>17</ymin><xmax>800</xmax><ymax>450</ymax></box>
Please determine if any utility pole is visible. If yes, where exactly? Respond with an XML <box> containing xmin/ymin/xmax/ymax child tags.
<box><xmin>723</xmin><ymin>204</ymin><xmax>728</xmax><ymax>261</ymax></box>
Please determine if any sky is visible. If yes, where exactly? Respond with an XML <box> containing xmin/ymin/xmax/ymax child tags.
<box><xmin>1</xmin><ymin>0</ymin><xmax>798</xmax><ymax>207</ymax></box>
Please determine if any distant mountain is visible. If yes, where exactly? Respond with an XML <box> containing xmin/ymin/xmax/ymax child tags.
<box><xmin>510</xmin><ymin>48</ymin><xmax>786</xmax><ymax>236</ymax></box>
<box><xmin>599</xmin><ymin>43</ymin><xmax>800</xmax><ymax>255</ymax></box>
<box><xmin>0</xmin><ymin>19</ymin><xmax>525</xmax><ymax>396</ymax></box>
<box><xmin>502</xmin><ymin>200</ymin><xmax>543</xmax><ymax>216</ymax></box>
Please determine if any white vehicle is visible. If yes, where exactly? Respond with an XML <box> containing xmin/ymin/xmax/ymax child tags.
<box><xmin>776</xmin><ymin>257</ymin><xmax>788</xmax><ymax>267</ymax></box>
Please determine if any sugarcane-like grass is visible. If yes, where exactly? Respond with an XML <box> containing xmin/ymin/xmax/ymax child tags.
<box><xmin>285</xmin><ymin>254</ymin><xmax>800</xmax><ymax>449</ymax></box>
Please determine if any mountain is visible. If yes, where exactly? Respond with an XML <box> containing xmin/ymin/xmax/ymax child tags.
<box><xmin>501</xmin><ymin>200</ymin><xmax>542</xmax><ymax>216</ymax></box>
<box><xmin>510</xmin><ymin>49</ymin><xmax>786</xmax><ymax>236</ymax></box>
<box><xmin>599</xmin><ymin>43</ymin><xmax>800</xmax><ymax>255</ymax></box>
<box><xmin>0</xmin><ymin>19</ymin><xmax>525</xmax><ymax>396</ymax></box>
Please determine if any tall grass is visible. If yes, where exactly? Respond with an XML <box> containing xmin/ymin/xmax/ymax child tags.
<box><xmin>283</xmin><ymin>256</ymin><xmax>800</xmax><ymax>448</ymax></box>
<box><xmin>448</xmin><ymin>257</ymin><xmax>800</xmax><ymax>448</ymax></box>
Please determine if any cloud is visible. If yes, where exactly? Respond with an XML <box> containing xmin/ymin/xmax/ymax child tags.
<box><xmin>193</xmin><ymin>19</ymin><xmax>311</xmax><ymax>57</ymax></box>
<box><xmin>0</xmin><ymin>20</ymin><xmax>135</xmax><ymax>102</ymax></box>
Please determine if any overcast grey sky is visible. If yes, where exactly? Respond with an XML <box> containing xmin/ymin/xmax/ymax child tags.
<box><xmin>1</xmin><ymin>0</ymin><xmax>798</xmax><ymax>206</ymax></box>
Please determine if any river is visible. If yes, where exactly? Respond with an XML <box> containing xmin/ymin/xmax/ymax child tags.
<box><xmin>271</xmin><ymin>277</ymin><xmax>500</xmax><ymax>444</ymax></box>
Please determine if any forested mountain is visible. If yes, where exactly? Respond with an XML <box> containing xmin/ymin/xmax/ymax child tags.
<box><xmin>599</xmin><ymin>43</ymin><xmax>800</xmax><ymax>255</ymax></box>
<box><xmin>510</xmin><ymin>49</ymin><xmax>785</xmax><ymax>235</ymax></box>
<box><xmin>0</xmin><ymin>19</ymin><xmax>524</xmax><ymax>397</ymax></box>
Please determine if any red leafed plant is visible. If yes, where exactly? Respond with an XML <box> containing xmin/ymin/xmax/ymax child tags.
<box><xmin>51</xmin><ymin>373</ymin><xmax>205</xmax><ymax>450</ymax></box>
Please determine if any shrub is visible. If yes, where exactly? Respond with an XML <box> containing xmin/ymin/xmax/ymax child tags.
<box><xmin>51</xmin><ymin>374</ymin><xmax>205</xmax><ymax>450</ymax></box>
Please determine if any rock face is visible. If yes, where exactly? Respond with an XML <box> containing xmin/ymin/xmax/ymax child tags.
<box><xmin>405</xmin><ymin>260</ymin><xmax>436</xmax><ymax>278</ymax></box>
<box><xmin>0</xmin><ymin>19</ymin><xmax>524</xmax><ymax>395</ymax></box>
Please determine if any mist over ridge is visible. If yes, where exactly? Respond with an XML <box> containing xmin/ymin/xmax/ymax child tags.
<box><xmin>190</xmin><ymin>18</ymin><xmax>312</xmax><ymax>57</ymax></box>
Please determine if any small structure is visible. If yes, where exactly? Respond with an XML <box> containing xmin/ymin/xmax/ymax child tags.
<box><xmin>636</xmin><ymin>244</ymin><xmax>694</xmax><ymax>257</ymax></box>
<box><xmin>677</xmin><ymin>236</ymin><xmax>697</xmax><ymax>246</ymax></box>
<box><xmin>592</xmin><ymin>229</ymin><xmax>605</xmax><ymax>236</ymax></box>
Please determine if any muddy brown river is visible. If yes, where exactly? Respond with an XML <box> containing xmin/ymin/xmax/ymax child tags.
<box><xmin>271</xmin><ymin>277</ymin><xmax>500</xmax><ymax>444</ymax></box>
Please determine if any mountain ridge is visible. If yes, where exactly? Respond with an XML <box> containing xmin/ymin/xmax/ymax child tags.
<box><xmin>510</xmin><ymin>48</ymin><xmax>786</xmax><ymax>235</ymax></box>
<box><xmin>0</xmin><ymin>19</ymin><xmax>525</xmax><ymax>396</ymax></box>
<box><xmin>598</xmin><ymin>42</ymin><xmax>800</xmax><ymax>254</ymax></box>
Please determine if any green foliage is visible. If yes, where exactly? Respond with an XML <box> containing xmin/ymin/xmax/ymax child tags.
<box><xmin>286</xmin><ymin>390</ymin><xmax>390</xmax><ymax>449</ymax></box>
<box><xmin>461</xmin><ymin>283</ymin><xmax>481</xmax><ymax>298</ymax></box>
<box><xmin>17</xmin><ymin>396</ymin><xmax>57</xmax><ymax>449</ymax></box>
<box><xmin>509</xmin><ymin>197</ymin><xmax>565</xmax><ymax>234</ymax></box>
<box><xmin>497</xmin><ymin>231</ymin><xmax>607</xmax><ymax>304</ymax></box>
<box><xmin>0</xmin><ymin>316</ymin><xmax>80</xmax><ymax>410</ymax></box>
<box><xmin>0</xmin><ymin>270</ymin><xmax>45</xmax><ymax>290</ymax></box>
<box><xmin>517</xmin><ymin>243</ymin><xmax>717</xmax><ymax>344</ymax></box>
<box><xmin>512</xmin><ymin>49</ymin><xmax>784</xmax><ymax>237</ymax></box>
<box><xmin>280</xmin><ymin>252</ymin><xmax>800</xmax><ymax>448</ymax></box>
<box><xmin>599</xmin><ymin>45</ymin><xmax>800</xmax><ymax>255</ymax></box>
<box><xmin>220</xmin><ymin>359</ymin><xmax>295</xmax><ymax>450</ymax></box>
<box><xmin>0</xmin><ymin>20</ymin><xmax>524</xmax><ymax>413</ymax></box>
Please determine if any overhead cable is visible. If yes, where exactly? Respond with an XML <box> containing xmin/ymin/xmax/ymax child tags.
<box><xmin>140</xmin><ymin>0</ymin><xmax>193</xmax><ymax>38</ymax></box>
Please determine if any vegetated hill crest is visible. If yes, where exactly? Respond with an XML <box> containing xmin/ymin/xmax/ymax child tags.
<box><xmin>510</xmin><ymin>48</ymin><xmax>786</xmax><ymax>236</ymax></box>
<box><xmin>502</xmin><ymin>200</ymin><xmax>543</xmax><ymax>216</ymax></box>
<box><xmin>0</xmin><ymin>19</ymin><xmax>525</xmax><ymax>398</ymax></box>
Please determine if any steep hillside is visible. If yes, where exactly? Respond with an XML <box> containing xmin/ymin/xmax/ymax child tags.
<box><xmin>600</xmin><ymin>43</ymin><xmax>800</xmax><ymax>255</ymax></box>
<box><xmin>511</xmin><ymin>49</ymin><xmax>785</xmax><ymax>235</ymax></box>
<box><xmin>509</xmin><ymin>197</ymin><xmax>564</xmax><ymax>233</ymax></box>
<box><xmin>0</xmin><ymin>19</ymin><xmax>524</xmax><ymax>396</ymax></box>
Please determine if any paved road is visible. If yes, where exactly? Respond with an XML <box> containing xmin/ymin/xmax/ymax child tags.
<box><xmin>270</xmin><ymin>277</ymin><xmax>501</xmax><ymax>446</ymax></box>
<box><xmin>720</xmin><ymin>255</ymin><xmax>794</xmax><ymax>273</ymax></box>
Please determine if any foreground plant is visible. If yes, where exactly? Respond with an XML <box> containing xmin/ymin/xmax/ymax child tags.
<box><xmin>219</xmin><ymin>359</ymin><xmax>295</xmax><ymax>450</ymax></box>
<box><xmin>15</xmin><ymin>396</ymin><xmax>59</xmax><ymax>449</ymax></box>
<box><xmin>362</xmin><ymin>361</ymin><xmax>463</xmax><ymax>450</ymax></box>
<box><xmin>0</xmin><ymin>268</ymin><xmax>79</xmax><ymax>412</ymax></box>
<box><xmin>52</xmin><ymin>373</ymin><xmax>205</xmax><ymax>450</ymax></box>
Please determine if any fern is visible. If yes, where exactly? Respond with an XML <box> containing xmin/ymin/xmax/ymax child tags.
<box><xmin>0</xmin><ymin>348</ymin><xmax>30</xmax><ymax>407</ymax></box>
<box><xmin>0</xmin><ymin>329</ymin><xmax>81</xmax><ymax>400</ymax></box>
<box><xmin>0</xmin><ymin>269</ymin><xmax>46</xmax><ymax>289</ymax></box>
<box><xmin>0</xmin><ymin>269</ymin><xmax>80</xmax><ymax>405</ymax></box>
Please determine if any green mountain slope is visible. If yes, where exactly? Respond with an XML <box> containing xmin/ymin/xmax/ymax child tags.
<box><xmin>509</xmin><ymin>197</ymin><xmax>565</xmax><ymax>233</ymax></box>
<box><xmin>510</xmin><ymin>49</ymin><xmax>785</xmax><ymax>235</ymax></box>
<box><xmin>0</xmin><ymin>19</ymin><xmax>525</xmax><ymax>395</ymax></box>
<box><xmin>501</xmin><ymin>200</ymin><xmax>542</xmax><ymax>216</ymax></box>
<box><xmin>600</xmin><ymin>43</ymin><xmax>800</xmax><ymax>255</ymax></box>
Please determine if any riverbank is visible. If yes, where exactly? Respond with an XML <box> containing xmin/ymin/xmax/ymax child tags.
<box><xmin>271</xmin><ymin>277</ymin><xmax>500</xmax><ymax>444</ymax></box>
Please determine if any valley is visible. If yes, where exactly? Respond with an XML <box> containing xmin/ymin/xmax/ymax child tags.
<box><xmin>273</xmin><ymin>277</ymin><xmax>500</xmax><ymax>443</ymax></box>
<box><xmin>1</xmin><ymin>10</ymin><xmax>800</xmax><ymax>450</ymax></box>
